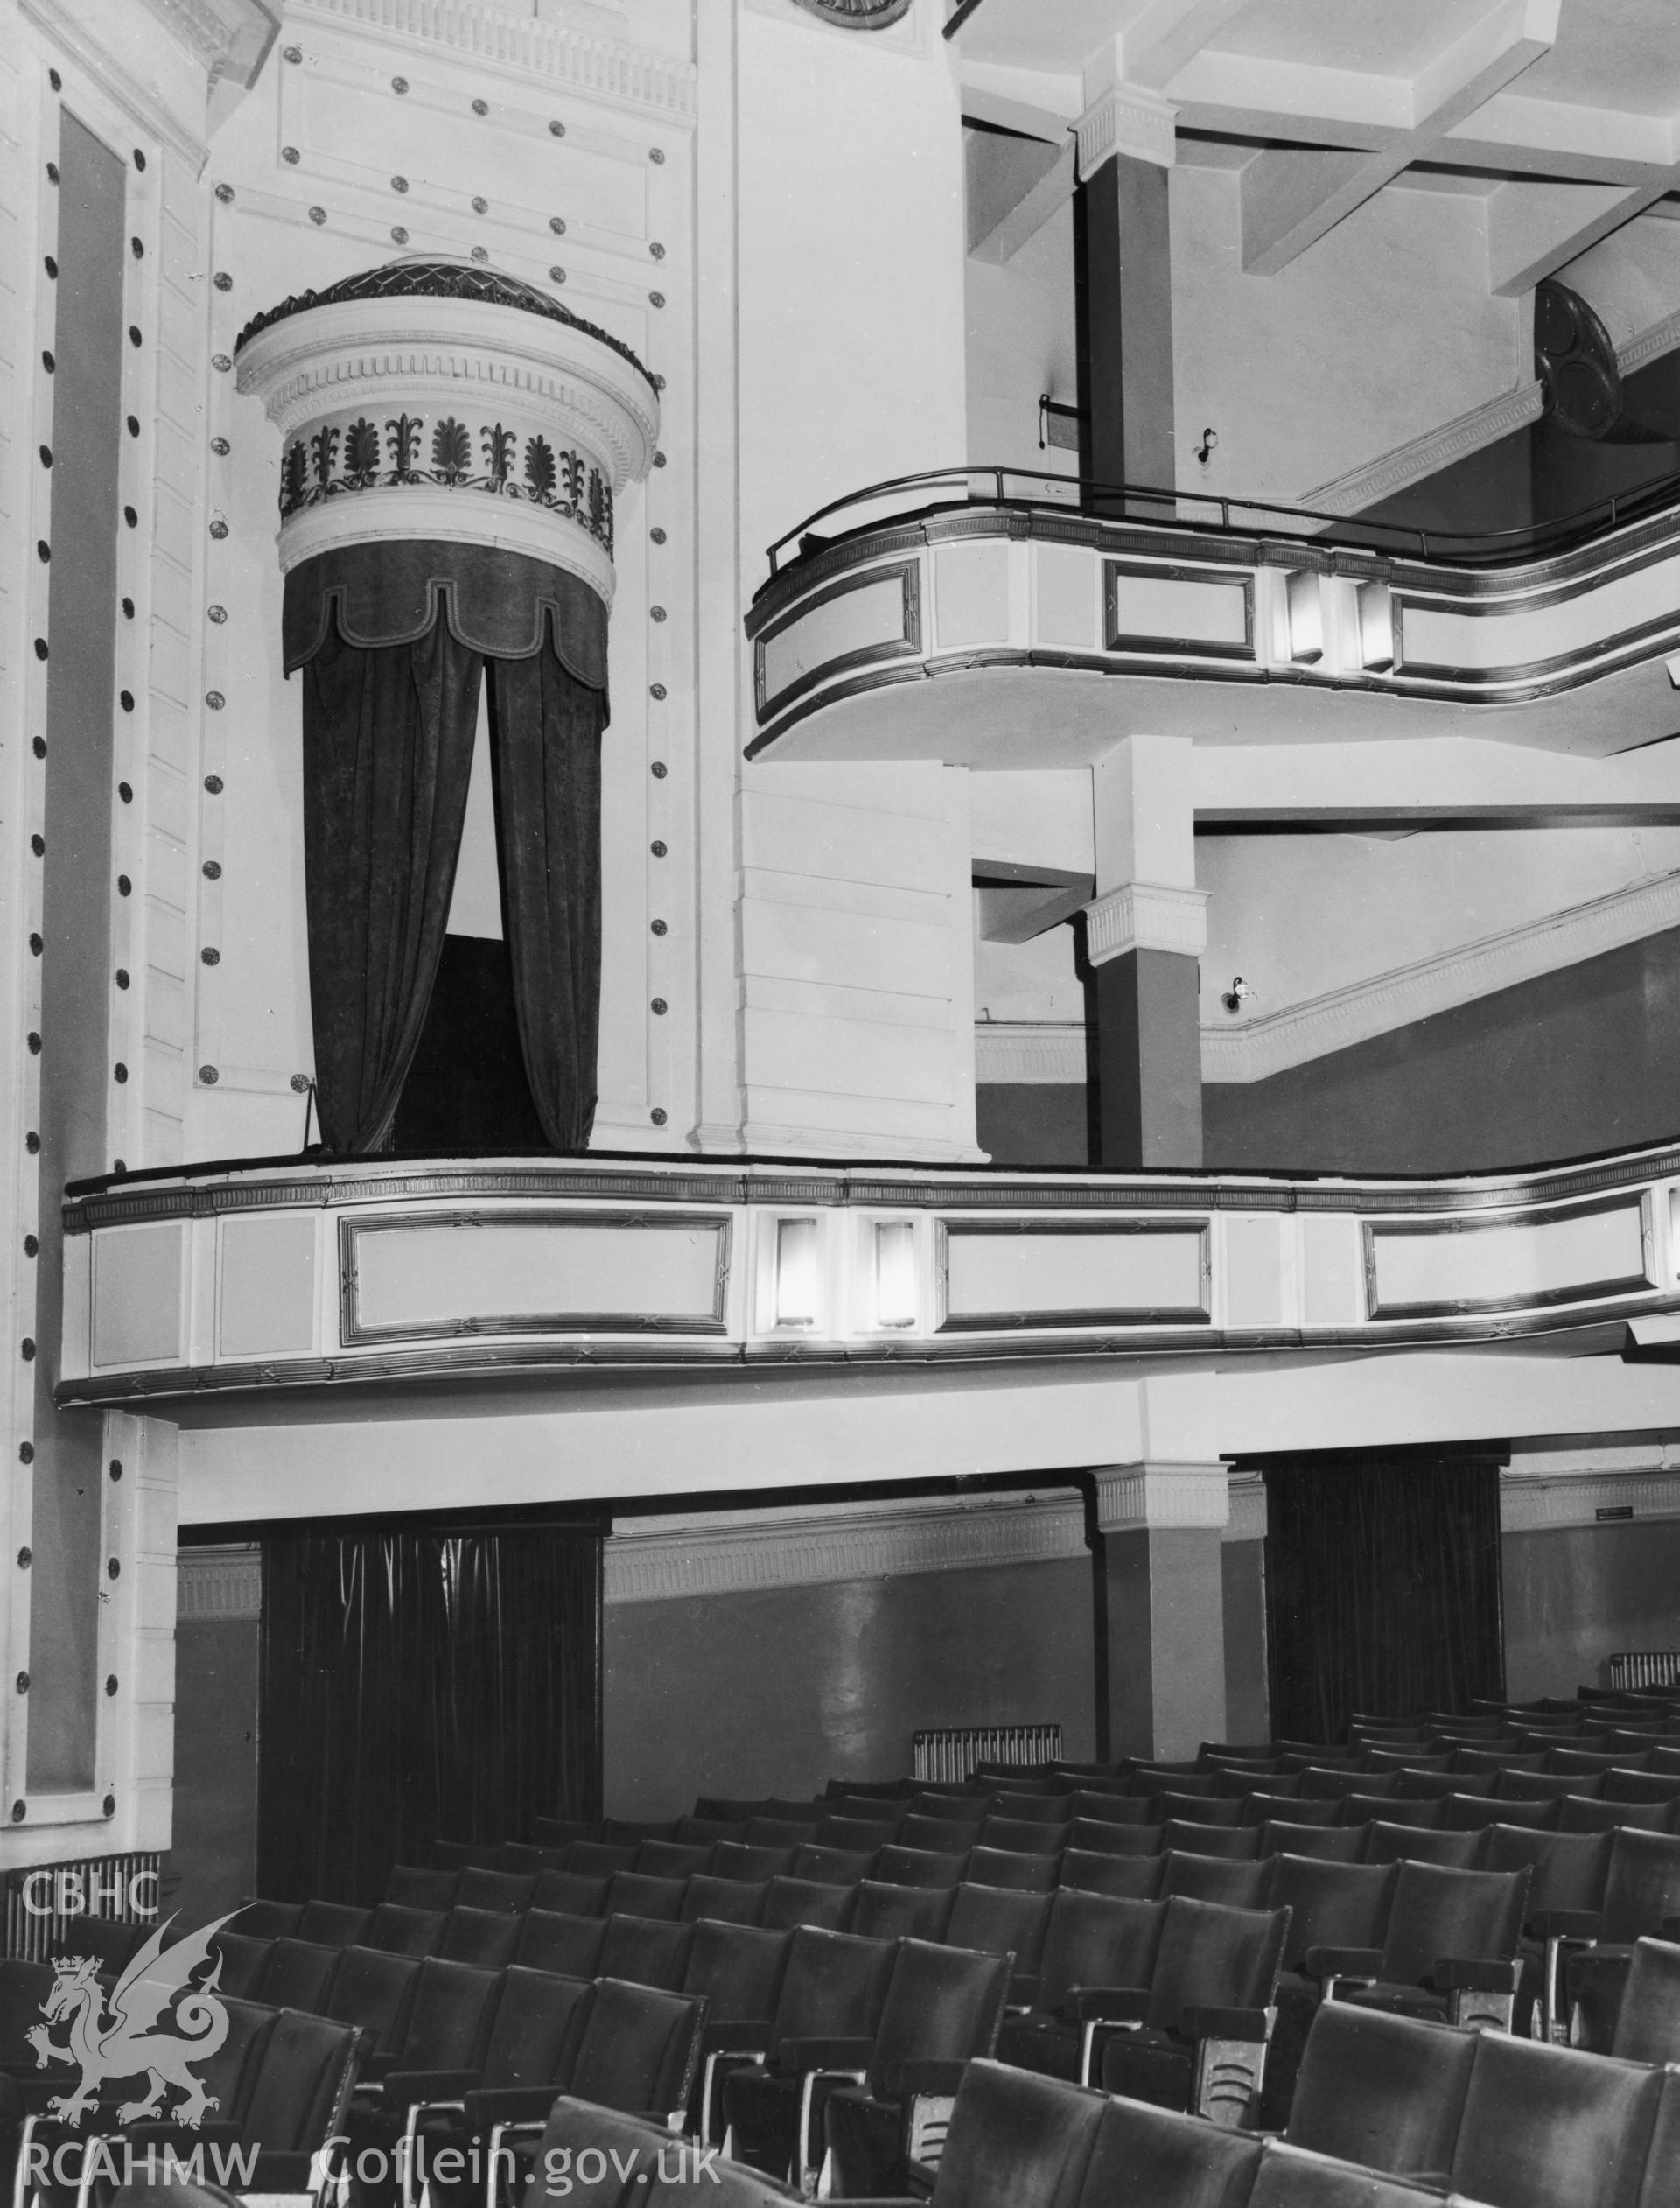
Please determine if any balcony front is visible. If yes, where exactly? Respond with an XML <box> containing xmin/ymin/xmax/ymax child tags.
<box><xmin>56</xmin><ymin>1138</ymin><xmax>1680</xmax><ymax>1410</ymax></box>
<box><xmin>743</xmin><ymin>469</ymin><xmax>1680</xmax><ymax>766</ymax></box>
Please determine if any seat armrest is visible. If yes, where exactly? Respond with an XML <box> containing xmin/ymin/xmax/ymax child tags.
<box><xmin>884</xmin><ymin>2060</ymin><xmax>968</xmax><ymax>2099</ymax></box>
<box><xmin>461</xmin><ymin>2085</ymin><xmax>564</xmax><ymax>2127</ymax></box>
<box><xmin>1303</xmin><ymin>1946</ymin><xmax>1382</xmax><ymax>1985</ymax></box>
<box><xmin>701</xmin><ymin>2017</ymin><xmax>771</xmax><ymax>2053</ymax></box>
<box><xmin>248</xmin><ymin>2148</ymin><xmax>318</xmax><ymax>2192</ymax></box>
<box><xmin>1432</xmin><ymin>1958</ymin><xmax>1521</xmax><ymax>1994</ymax></box>
<box><xmin>1180</xmin><ymin>2006</ymin><xmax>1271</xmax><ymax>2043</ymax></box>
<box><xmin>382</xmin><ymin>2069</ymin><xmax>482</xmax><ymax>2105</ymax></box>
<box><xmin>1068</xmin><ymin>1987</ymin><xmax>1150</xmax><ymax>2025</ymax></box>
<box><xmin>777</xmin><ymin>2036</ymin><xmax>873</xmax><ymax>2077</ymax></box>
<box><xmin>1528</xmin><ymin>1909</ymin><xmax>1601</xmax><ymax>1943</ymax></box>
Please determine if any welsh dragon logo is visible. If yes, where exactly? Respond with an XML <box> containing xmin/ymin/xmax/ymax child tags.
<box><xmin>27</xmin><ymin>1913</ymin><xmax>235</xmax><ymax>2127</ymax></box>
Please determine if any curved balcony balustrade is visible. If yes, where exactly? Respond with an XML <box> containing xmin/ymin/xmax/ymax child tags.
<box><xmin>53</xmin><ymin>1138</ymin><xmax>1680</xmax><ymax>1406</ymax></box>
<box><xmin>742</xmin><ymin>466</ymin><xmax>1680</xmax><ymax>765</ymax></box>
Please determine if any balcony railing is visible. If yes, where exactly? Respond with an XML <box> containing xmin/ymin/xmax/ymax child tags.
<box><xmin>54</xmin><ymin>1139</ymin><xmax>1680</xmax><ymax>1405</ymax></box>
<box><xmin>761</xmin><ymin>463</ymin><xmax>1680</xmax><ymax>579</ymax></box>
<box><xmin>744</xmin><ymin>466</ymin><xmax>1680</xmax><ymax>762</ymax></box>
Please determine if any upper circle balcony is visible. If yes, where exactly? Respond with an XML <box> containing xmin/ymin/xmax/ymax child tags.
<box><xmin>742</xmin><ymin>465</ymin><xmax>1680</xmax><ymax>766</ymax></box>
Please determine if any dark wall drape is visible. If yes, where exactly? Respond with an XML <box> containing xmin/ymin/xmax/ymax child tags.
<box><xmin>490</xmin><ymin>647</ymin><xmax>605</xmax><ymax>1151</ymax></box>
<box><xmin>290</xmin><ymin>543</ymin><xmax>610</xmax><ymax>1156</ymax></box>
<box><xmin>302</xmin><ymin>618</ymin><xmax>480</xmax><ymax>1153</ymax></box>
<box><xmin>257</xmin><ymin>1518</ymin><xmax>603</xmax><ymax>1904</ymax></box>
<box><xmin>1259</xmin><ymin>1452</ymin><xmax>1506</xmax><ymax>1742</ymax></box>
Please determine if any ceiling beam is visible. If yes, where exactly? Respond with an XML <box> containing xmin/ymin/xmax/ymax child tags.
<box><xmin>1114</xmin><ymin>0</ymin><xmax>1251</xmax><ymax>95</ymax></box>
<box><xmin>1236</xmin><ymin>0</ymin><xmax>1560</xmax><ymax>276</ymax></box>
<box><xmin>1193</xmin><ymin>737</ymin><xmax>1680</xmax><ymax>827</ymax></box>
<box><xmin>970</xmin><ymin>137</ymin><xmax>1077</xmax><ymax>264</ymax></box>
<box><xmin>1487</xmin><ymin>175</ymin><xmax>1665</xmax><ymax>297</ymax></box>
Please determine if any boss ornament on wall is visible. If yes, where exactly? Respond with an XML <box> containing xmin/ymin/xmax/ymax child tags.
<box><xmin>791</xmin><ymin>0</ymin><xmax>914</xmax><ymax>25</ymax></box>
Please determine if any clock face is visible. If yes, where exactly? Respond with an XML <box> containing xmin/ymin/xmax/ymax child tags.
<box><xmin>792</xmin><ymin>0</ymin><xmax>914</xmax><ymax>25</ymax></box>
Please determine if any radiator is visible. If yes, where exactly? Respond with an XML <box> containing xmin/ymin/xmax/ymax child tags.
<box><xmin>1608</xmin><ymin>1652</ymin><xmax>1680</xmax><ymax>1691</ymax></box>
<box><xmin>914</xmin><ymin>1724</ymin><xmax>1063</xmax><ymax>1784</ymax></box>
<box><xmin>4</xmin><ymin>1853</ymin><xmax>162</xmax><ymax>1960</ymax></box>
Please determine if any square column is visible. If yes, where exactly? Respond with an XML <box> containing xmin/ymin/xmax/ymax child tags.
<box><xmin>1097</xmin><ymin>1461</ymin><xmax>1229</xmax><ymax>1761</ymax></box>
<box><xmin>1087</xmin><ymin>737</ymin><xmax>1206</xmax><ymax>1168</ymax></box>
<box><xmin>1075</xmin><ymin>76</ymin><xmax>1178</xmax><ymax>494</ymax></box>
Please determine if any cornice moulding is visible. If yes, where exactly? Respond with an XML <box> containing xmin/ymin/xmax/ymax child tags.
<box><xmin>1096</xmin><ymin>1461</ymin><xmax>1230</xmax><ymax>1534</ymax></box>
<box><xmin>288</xmin><ymin>0</ymin><xmax>697</xmax><ymax>123</ymax></box>
<box><xmin>1203</xmin><ymin>868</ymin><xmax>1680</xmax><ymax>1086</ymax></box>
<box><xmin>1501</xmin><ymin>1467</ymin><xmax>1680</xmax><ymax>1534</ymax></box>
<box><xmin>178</xmin><ymin>1544</ymin><xmax>262</xmax><ymax>1619</ymax></box>
<box><xmin>1306</xmin><ymin>310</ymin><xmax>1680</xmax><ymax>521</ymax></box>
<box><xmin>974</xmin><ymin>1024</ymin><xmax>1087</xmax><ymax>1086</ymax></box>
<box><xmin>606</xmin><ymin>1492</ymin><xmax>1088</xmax><ymax>1604</ymax></box>
<box><xmin>1304</xmin><ymin>382</ymin><xmax>1544</xmax><ymax>520</ymax></box>
<box><xmin>1086</xmin><ymin>882</ymin><xmax>1208</xmax><ymax>966</ymax></box>
<box><xmin>1075</xmin><ymin>80</ymin><xmax>1176</xmax><ymax>175</ymax></box>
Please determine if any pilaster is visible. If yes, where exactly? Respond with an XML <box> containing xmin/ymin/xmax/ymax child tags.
<box><xmin>1096</xmin><ymin>1459</ymin><xmax>1229</xmax><ymax>1761</ymax></box>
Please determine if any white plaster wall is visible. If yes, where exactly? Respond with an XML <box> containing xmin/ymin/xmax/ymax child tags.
<box><xmin>735</xmin><ymin>0</ymin><xmax>967</xmax><ymax>590</ymax></box>
<box><xmin>1171</xmin><ymin>165</ymin><xmax>1525</xmax><ymax>508</ymax></box>
<box><xmin>179</xmin><ymin>5</ymin><xmax>692</xmax><ymax>1158</ymax></box>
<box><xmin>731</xmin><ymin>6</ymin><xmax>975</xmax><ymax>1157</ymax></box>
<box><xmin>740</xmin><ymin>759</ymin><xmax>980</xmax><ymax>1160</ymax></box>
<box><xmin>1197</xmin><ymin>824</ymin><xmax>1680</xmax><ymax>1027</ymax></box>
<box><xmin>965</xmin><ymin>196</ymin><xmax>1078</xmax><ymax>477</ymax></box>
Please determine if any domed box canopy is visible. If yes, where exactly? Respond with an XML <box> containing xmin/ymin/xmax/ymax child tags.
<box><xmin>233</xmin><ymin>256</ymin><xmax>659</xmax><ymax>612</ymax></box>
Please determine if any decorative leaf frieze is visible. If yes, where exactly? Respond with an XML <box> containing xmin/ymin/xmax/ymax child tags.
<box><xmin>275</xmin><ymin>408</ymin><xmax>618</xmax><ymax>556</ymax></box>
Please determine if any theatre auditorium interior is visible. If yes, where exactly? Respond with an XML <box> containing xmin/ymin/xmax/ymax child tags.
<box><xmin>24</xmin><ymin>0</ymin><xmax>1680</xmax><ymax>2204</ymax></box>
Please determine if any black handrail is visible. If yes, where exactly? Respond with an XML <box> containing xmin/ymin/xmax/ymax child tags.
<box><xmin>762</xmin><ymin>460</ymin><xmax>1680</xmax><ymax>580</ymax></box>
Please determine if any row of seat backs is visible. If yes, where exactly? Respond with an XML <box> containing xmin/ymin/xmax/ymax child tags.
<box><xmin>233</xmin><ymin>1849</ymin><xmax>1536</xmax><ymax>1993</ymax></box>
<box><xmin>221</xmin><ymin>1884</ymin><xmax>1297</xmax><ymax>2057</ymax></box>
<box><xmin>22</xmin><ymin>1981</ymin><xmax>361</xmax><ymax>2166</ymax></box>
<box><xmin>889</xmin><ymin>2056</ymin><xmax>1455</xmax><ymax>2208</ymax></box>
<box><xmin>1287</xmin><ymin>1997</ymin><xmax>1679</xmax><ymax>2208</ymax></box>
<box><xmin>387</xmin><ymin>1788</ymin><xmax>1680</xmax><ymax>1913</ymax></box>
<box><xmin>236</xmin><ymin>1950</ymin><xmax>704</xmax><ymax>2128</ymax></box>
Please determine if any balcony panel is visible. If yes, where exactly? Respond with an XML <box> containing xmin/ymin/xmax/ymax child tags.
<box><xmin>743</xmin><ymin>501</ymin><xmax>1680</xmax><ymax>765</ymax></box>
<box><xmin>52</xmin><ymin>1142</ymin><xmax>1680</xmax><ymax>1409</ymax></box>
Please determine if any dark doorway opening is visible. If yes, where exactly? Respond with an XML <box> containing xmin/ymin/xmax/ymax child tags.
<box><xmin>391</xmin><ymin>932</ymin><xmax>550</xmax><ymax>1153</ymax></box>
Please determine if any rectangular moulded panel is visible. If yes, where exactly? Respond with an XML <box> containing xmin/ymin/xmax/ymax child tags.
<box><xmin>291</xmin><ymin>66</ymin><xmax>648</xmax><ymax>239</ymax></box>
<box><xmin>1034</xmin><ymin>543</ymin><xmax>1099</xmax><ymax>649</ymax></box>
<box><xmin>941</xmin><ymin>1219</ymin><xmax>1209</xmax><ymax>1330</ymax></box>
<box><xmin>1397</xmin><ymin>551</ymin><xmax>1680</xmax><ymax>678</ymax></box>
<box><xmin>91</xmin><ymin>1224</ymin><xmax>188</xmax><ymax>1370</ymax></box>
<box><xmin>934</xmin><ymin>541</ymin><xmax>1011</xmax><ymax>649</ymax></box>
<box><xmin>1366</xmin><ymin>1194</ymin><xmax>1653</xmax><ymax>1320</ymax></box>
<box><xmin>756</xmin><ymin>565</ymin><xmax>920</xmax><ymax>718</ymax></box>
<box><xmin>1222</xmin><ymin>1213</ymin><xmax>1289</xmax><ymax>1333</ymax></box>
<box><xmin>1106</xmin><ymin>563</ymin><xmax>1253</xmax><ymax>657</ymax></box>
<box><xmin>1300</xmin><ymin>1213</ymin><xmax>1362</xmax><ymax>1329</ymax></box>
<box><xmin>342</xmin><ymin>1210</ymin><xmax>732</xmax><ymax>1342</ymax></box>
<box><xmin>218</xmin><ymin>1214</ymin><xmax>319</xmax><ymax>1359</ymax></box>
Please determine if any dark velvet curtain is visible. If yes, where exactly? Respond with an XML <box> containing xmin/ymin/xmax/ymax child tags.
<box><xmin>490</xmin><ymin>645</ymin><xmax>605</xmax><ymax>1151</ymax></box>
<box><xmin>302</xmin><ymin>619</ymin><xmax>480</xmax><ymax>1153</ymax></box>
<box><xmin>1260</xmin><ymin>1452</ymin><xmax>1506</xmax><ymax>1742</ymax></box>
<box><xmin>256</xmin><ymin>1517</ymin><xmax>603</xmax><ymax>1904</ymax></box>
<box><xmin>289</xmin><ymin>543</ymin><xmax>610</xmax><ymax>1156</ymax></box>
